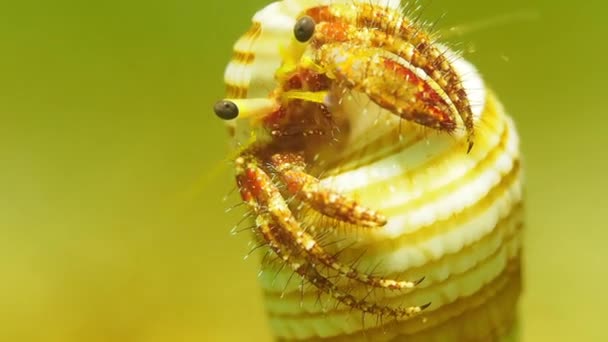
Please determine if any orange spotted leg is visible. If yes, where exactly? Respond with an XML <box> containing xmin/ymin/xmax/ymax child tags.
<box><xmin>292</xmin><ymin>11</ymin><xmax>475</xmax><ymax>151</ymax></box>
<box><xmin>307</xmin><ymin>5</ymin><xmax>476</xmax><ymax>150</ymax></box>
<box><xmin>236</xmin><ymin>154</ymin><xmax>423</xmax><ymax>291</ymax></box>
<box><xmin>256</xmin><ymin>214</ymin><xmax>428</xmax><ymax>319</ymax></box>
<box><xmin>270</xmin><ymin>153</ymin><xmax>387</xmax><ymax>227</ymax></box>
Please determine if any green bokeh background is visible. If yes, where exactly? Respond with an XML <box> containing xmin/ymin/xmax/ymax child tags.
<box><xmin>0</xmin><ymin>0</ymin><xmax>604</xmax><ymax>341</ymax></box>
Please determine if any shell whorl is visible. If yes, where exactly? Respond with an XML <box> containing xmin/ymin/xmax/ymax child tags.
<box><xmin>259</xmin><ymin>76</ymin><xmax>523</xmax><ymax>340</ymax></box>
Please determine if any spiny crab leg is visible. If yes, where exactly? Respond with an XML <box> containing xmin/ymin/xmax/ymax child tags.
<box><xmin>317</xmin><ymin>45</ymin><xmax>458</xmax><ymax>132</ymax></box>
<box><xmin>235</xmin><ymin>154</ymin><xmax>424</xmax><ymax>291</ymax></box>
<box><xmin>303</xmin><ymin>5</ymin><xmax>475</xmax><ymax>150</ymax></box>
<box><xmin>256</xmin><ymin>214</ymin><xmax>429</xmax><ymax>319</ymax></box>
<box><xmin>270</xmin><ymin>153</ymin><xmax>387</xmax><ymax>228</ymax></box>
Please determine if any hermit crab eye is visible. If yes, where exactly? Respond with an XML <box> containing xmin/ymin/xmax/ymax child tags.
<box><xmin>214</xmin><ymin>100</ymin><xmax>239</xmax><ymax>120</ymax></box>
<box><xmin>294</xmin><ymin>16</ymin><xmax>315</xmax><ymax>42</ymax></box>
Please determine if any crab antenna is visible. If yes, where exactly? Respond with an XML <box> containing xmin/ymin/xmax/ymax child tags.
<box><xmin>282</xmin><ymin>90</ymin><xmax>328</xmax><ymax>105</ymax></box>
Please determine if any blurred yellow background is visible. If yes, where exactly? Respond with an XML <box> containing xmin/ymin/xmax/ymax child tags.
<box><xmin>0</xmin><ymin>0</ymin><xmax>605</xmax><ymax>341</ymax></box>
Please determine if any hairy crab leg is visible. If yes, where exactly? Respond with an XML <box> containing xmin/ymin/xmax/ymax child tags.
<box><xmin>270</xmin><ymin>153</ymin><xmax>388</xmax><ymax>228</ymax></box>
<box><xmin>313</xmin><ymin>45</ymin><xmax>458</xmax><ymax>132</ymax></box>
<box><xmin>236</xmin><ymin>155</ymin><xmax>423</xmax><ymax>291</ymax></box>
<box><xmin>256</xmin><ymin>214</ymin><xmax>429</xmax><ymax>319</ymax></box>
<box><xmin>306</xmin><ymin>5</ymin><xmax>475</xmax><ymax>150</ymax></box>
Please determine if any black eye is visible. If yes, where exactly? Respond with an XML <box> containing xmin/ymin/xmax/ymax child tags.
<box><xmin>214</xmin><ymin>100</ymin><xmax>239</xmax><ymax>120</ymax></box>
<box><xmin>294</xmin><ymin>16</ymin><xmax>315</xmax><ymax>42</ymax></box>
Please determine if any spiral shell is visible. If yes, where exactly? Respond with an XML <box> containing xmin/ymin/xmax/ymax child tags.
<box><xmin>259</xmin><ymin>90</ymin><xmax>523</xmax><ymax>341</ymax></box>
<box><xmin>220</xmin><ymin>0</ymin><xmax>523</xmax><ymax>340</ymax></box>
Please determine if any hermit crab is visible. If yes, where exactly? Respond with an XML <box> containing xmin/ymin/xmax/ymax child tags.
<box><xmin>213</xmin><ymin>0</ymin><xmax>523</xmax><ymax>340</ymax></box>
